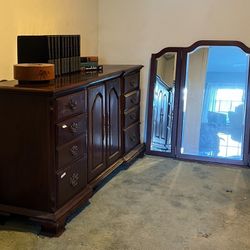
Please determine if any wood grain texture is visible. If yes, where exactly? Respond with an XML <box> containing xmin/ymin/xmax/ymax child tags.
<box><xmin>0</xmin><ymin>65</ymin><xmax>144</xmax><ymax>236</ymax></box>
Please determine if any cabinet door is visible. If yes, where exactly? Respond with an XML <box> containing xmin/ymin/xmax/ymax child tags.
<box><xmin>151</xmin><ymin>80</ymin><xmax>173</xmax><ymax>152</ymax></box>
<box><xmin>88</xmin><ymin>84</ymin><xmax>106</xmax><ymax>181</ymax></box>
<box><xmin>106</xmin><ymin>78</ymin><xmax>122</xmax><ymax>166</ymax></box>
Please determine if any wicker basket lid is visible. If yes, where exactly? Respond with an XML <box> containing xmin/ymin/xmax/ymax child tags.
<box><xmin>14</xmin><ymin>63</ymin><xmax>55</xmax><ymax>81</ymax></box>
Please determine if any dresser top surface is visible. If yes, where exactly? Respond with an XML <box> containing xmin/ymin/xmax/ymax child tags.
<box><xmin>0</xmin><ymin>65</ymin><xmax>143</xmax><ymax>95</ymax></box>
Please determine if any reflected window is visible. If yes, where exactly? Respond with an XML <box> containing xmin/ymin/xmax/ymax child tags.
<box><xmin>214</xmin><ymin>89</ymin><xmax>243</xmax><ymax>113</ymax></box>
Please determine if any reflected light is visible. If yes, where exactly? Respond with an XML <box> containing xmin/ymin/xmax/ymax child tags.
<box><xmin>183</xmin><ymin>87</ymin><xmax>187</xmax><ymax>113</ymax></box>
<box><xmin>217</xmin><ymin>133</ymin><xmax>242</xmax><ymax>158</ymax></box>
<box><xmin>216</xmin><ymin>89</ymin><xmax>243</xmax><ymax>102</ymax></box>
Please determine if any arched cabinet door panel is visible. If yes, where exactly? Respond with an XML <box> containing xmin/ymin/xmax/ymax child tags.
<box><xmin>106</xmin><ymin>78</ymin><xmax>122</xmax><ymax>166</ymax></box>
<box><xmin>88</xmin><ymin>84</ymin><xmax>106</xmax><ymax>181</ymax></box>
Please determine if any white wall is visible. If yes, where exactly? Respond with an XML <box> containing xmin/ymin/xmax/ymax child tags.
<box><xmin>98</xmin><ymin>0</ymin><xmax>250</xmax><ymax>142</ymax></box>
<box><xmin>0</xmin><ymin>0</ymin><xmax>98</xmax><ymax>80</ymax></box>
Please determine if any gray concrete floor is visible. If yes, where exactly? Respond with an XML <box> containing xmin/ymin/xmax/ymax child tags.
<box><xmin>1</xmin><ymin>155</ymin><xmax>250</xmax><ymax>250</ymax></box>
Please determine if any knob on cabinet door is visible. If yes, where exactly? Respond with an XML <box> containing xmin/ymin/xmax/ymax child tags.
<box><xmin>69</xmin><ymin>99</ymin><xmax>78</xmax><ymax>110</ymax></box>
<box><xmin>70</xmin><ymin>122</ymin><xmax>79</xmax><ymax>133</ymax></box>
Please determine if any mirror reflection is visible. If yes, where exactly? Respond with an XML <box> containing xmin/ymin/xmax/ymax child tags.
<box><xmin>181</xmin><ymin>46</ymin><xmax>249</xmax><ymax>160</ymax></box>
<box><xmin>150</xmin><ymin>52</ymin><xmax>177</xmax><ymax>152</ymax></box>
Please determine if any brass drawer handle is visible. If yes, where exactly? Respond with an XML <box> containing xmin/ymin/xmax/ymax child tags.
<box><xmin>129</xmin><ymin>113</ymin><xmax>136</xmax><ymax>120</ymax></box>
<box><xmin>70</xmin><ymin>122</ymin><xmax>79</xmax><ymax>133</ymax></box>
<box><xmin>69</xmin><ymin>99</ymin><xmax>78</xmax><ymax>110</ymax></box>
<box><xmin>70</xmin><ymin>173</ymin><xmax>79</xmax><ymax>187</ymax></box>
<box><xmin>130</xmin><ymin>97</ymin><xmax>136</xmax><ymax>104</ymax></box>
<box><xmin>129</xmin><ymin>81</ymin><xmax>136</xmax><ymax>87</ymax></box>
<box><xmin>70</xmin><ymin>145</ymin><xmax>79</xmax><ymax>156</ymax></box>
<box><xmin>129</xmin><ymin>134</ymin><xmax>137</xmax><ymax>142</ymax></box>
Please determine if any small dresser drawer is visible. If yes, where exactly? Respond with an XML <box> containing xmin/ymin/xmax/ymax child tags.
<box><xmin>124</xmin><ymin>72</ymin><xmax>139</xmax><ymax>94</ymax></box>
<box><xmin>124</xmin><ymin>122</ymin><xmax>140</xmax><ymax>153</ymax></box>
<box><xmin>56</xmin><ymin>91</ymin><xmax>85</xmax><ymax>121</ymax></box>
<box><xmin>57</xmin><ymin>135</ymin><xmax>86</xmax><ymax>170</ymax></box>
<box><xmin>56</xmin><ymin>114</ymin><xmax>86</xmax><ymax>146</ymax></box>
<box><xmin>124</xmin><ymin>105</ymin><xmax>140</xmax><ymax>128</ymax></box>
<box><xmin>124</xmin><ymin>90</ymin><xmax>140</xmax><ymax>111</ymax></box>
<box><xmin>57</xmin><ymin>158</ymin><xmax>87</xmax><ymax>208</ymax></box>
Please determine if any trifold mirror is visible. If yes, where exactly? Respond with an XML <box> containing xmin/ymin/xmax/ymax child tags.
<box><xmin>146</xmin><ymin>41</ymin><xmax>250</xmax><ymax>166</ymax></box>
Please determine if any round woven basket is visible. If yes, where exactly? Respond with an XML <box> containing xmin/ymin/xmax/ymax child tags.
<box><xmin>14</xmin><ymin>63</ymin><xmax>55</xmax><ymax>82</ymax></box>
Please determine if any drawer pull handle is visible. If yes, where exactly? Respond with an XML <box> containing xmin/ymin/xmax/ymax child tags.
<box><xmin>70</xmin><ymin>173</ymin><xmax>79</xmax><ymax>187</ymax></box>
<box><xmin>70</xmin><ymin>122</ymin><xmax>79</xmax><ymax>133</ymax></box>
<box><xmin>129</xmin><ymin>113</ymin><xmax>136</xmax><ymax>120</ymax></box>
<box><xmin>130</xmin><ymin>81</ymin><xmax>136</xmax><ymax>87</ymax></box>
<box><xmin>69</xmin><ymin>99</ymin><xmax>78</xmax><ymax>110</ymax></box>
<box><xmin>70</xmin><ymin>145</ymin><xmax>79</xmax><ymax>156</ymax></box>
<box><xmin>130</xmin><ymin>98</ymin><xmax>136</xmax><ymax>104</ymax></box>
<box><xmin>129</xmin><ymin>134</ymin><xmax>137</xmax><ymax>142</ymax></box>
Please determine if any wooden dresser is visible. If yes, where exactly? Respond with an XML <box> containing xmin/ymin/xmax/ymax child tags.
<box><xmin>0</xmin><ymin>65</ymin><xmax>144</xmax><ymax>236</ymax></box>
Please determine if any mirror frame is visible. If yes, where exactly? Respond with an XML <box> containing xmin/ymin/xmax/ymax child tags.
<box><xmin>146</xmin><ymin>40</ymin><xmax>250</xmax><ymax>166</ymax></box>
<box><xmin>146</xmin><ymin>47</ymin><xmax>182</xmax><ymax>157</ymax></box>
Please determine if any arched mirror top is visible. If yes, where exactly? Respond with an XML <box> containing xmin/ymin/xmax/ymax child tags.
<box><xmin>149</xmin><ymin>40</ymin><xmax>250</xmax><ymax>97</ymax></box>
<box><xmin>151</xmin><ymin>40</ymin><xmax>250</xmax><ymax>59</ymax></box>
<box><xmin>182</xmin><ymin>40</ymin><xmax>250</xmax><ymax>54</ymax></box>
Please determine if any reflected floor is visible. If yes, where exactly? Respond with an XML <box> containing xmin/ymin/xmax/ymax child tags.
<box><xmin>151</xmin><ymin>144</ymin><xmax>171</xmax><ymax>153</ymax></box>
<box><xmin>198</xmin><ymin>123</ymin><xmax>243</xmax><ymax>160</ymax></box>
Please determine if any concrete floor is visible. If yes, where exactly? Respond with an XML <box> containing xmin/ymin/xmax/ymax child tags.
<box><xmin>1</xmin><ymin>155</ymin><xmax>250</xmax><ymax>250</ymax></box>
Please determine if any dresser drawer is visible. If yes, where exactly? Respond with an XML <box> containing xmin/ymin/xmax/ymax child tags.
<box><xmin>124</xmin><ymin>105</ymin><xmax>140</xmax><ymax>128</ymax></box>
<box><xmin>56</xmin><ymin>114</ymin><xmax>86</xmax><ymax>146</ymax></box>
<box><xmin>56</xmin><ymin>158</ymin><xmax>87</xmax><ymax>208</ymax></box>
<box><xmin>124</xmin><ymin>90</ymin><xmax>140</xmax><ymax>111</ymax></box>
<box><xmin>57</xmin><ymin>135</ymin><xmax>86</xmax><ymax>170</ymax></box>
<box><xmin>124</xmin><ymin>72</ymin><xmax>139</xmax><ymax>94</ymax></box>
<box><xmin>56</xmin><ymin>91</ymin><xmax>85</xmax><ymax>121</ymax></box>
<box><xmin>124</xmin><ymin>122</ymin><xmax>140</xmax><ymax>153</ymax></box>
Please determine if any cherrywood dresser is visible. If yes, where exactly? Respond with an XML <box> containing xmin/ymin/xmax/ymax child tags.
<box><xmin>0</xmin><ymin>65</ymin><xmax>144</xmax><ymax>236</ymax></box>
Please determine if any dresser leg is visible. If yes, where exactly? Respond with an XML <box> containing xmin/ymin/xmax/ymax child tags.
<box><xmin>40</xmin><ymin>218</ymin><xmax>66</xmax><ymax>237</ymax></box>
<box><xmin>0</xmin><ymin>212</ymin><xmax>10</xmax><ymax>225</ymax></box>
<box><xmin>138</xmin><ymin>151</ymin><xmax>145</xmax><ymax>158</ymax></box>
<box><xmin>0</xmin><ymin>215</ymin><xmax>8</xmax><ymax>225</ymax></box>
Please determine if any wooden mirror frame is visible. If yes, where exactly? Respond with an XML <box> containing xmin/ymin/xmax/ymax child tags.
<box><xmin>146</xmin><ymin>40</ymin><xmax>250</xmax><ymax>166</ymax></box>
